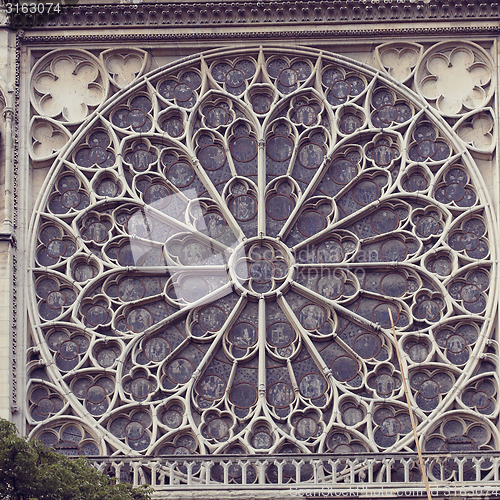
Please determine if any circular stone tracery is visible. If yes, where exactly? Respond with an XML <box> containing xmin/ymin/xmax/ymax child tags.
<box><xmin>229</xmin><ymin>237</ymin><xmax>295</xmax><ymax>298</ymax></box>
<box><xmin>28</xmin><ymin>45</ymin><xmax>496</xmax><ymax>469</ymax></box>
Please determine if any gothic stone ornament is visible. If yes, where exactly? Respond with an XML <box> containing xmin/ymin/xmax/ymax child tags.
<box><xmin>28</xmin><ymin>46</ymin><xmax>497</xmax><ymax>478</ymax></box>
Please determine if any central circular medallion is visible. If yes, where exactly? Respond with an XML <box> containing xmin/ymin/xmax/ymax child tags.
<box><xmin>249</xmin><ymin>259</ymin><xmax>275</xmax><ymax>283</ymax></box>
<box><xmin>228</xmin><ymin>237</ymin><xmax>295</xmax><ymax>298</ymax></box>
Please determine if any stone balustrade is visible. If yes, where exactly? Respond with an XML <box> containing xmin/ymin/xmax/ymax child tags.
<box><xmin>89</xmin><ymin>452</ymin><xmax>500</xmax><ymax>497</ymax></box>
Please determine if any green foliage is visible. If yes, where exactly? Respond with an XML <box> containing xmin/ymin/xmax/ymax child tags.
<box><xmin>0</xmin><ymin>419</ymin><xmax>152</xmax><ymax>500</ymax></box>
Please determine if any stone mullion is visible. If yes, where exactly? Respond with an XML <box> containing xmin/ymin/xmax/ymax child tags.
<box><xmin>257</xmin><ymin>298</ymin><xmax>267</xmax><ymax>404</ymax></box>
<box><xmin>257</xmin><ymin>139</ymin><xmax>266</xmax><ymax>237</ymax></box>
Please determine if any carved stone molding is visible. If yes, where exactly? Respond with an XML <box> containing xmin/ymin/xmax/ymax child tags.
<box><xmin>19</xmin><ymin>26</ymin><xmax>500</xmax><ymax>47</ymax></box>
<box><xmin>9</xmin><ymin>0</ymin><xmax>500</xmax><ymax>30</ymax></box>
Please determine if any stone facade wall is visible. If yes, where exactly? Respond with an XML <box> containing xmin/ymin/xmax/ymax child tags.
<box><xmin>0</xmin><ymin>1</ymin><xmax>500</xmax><ymax>498</ymax></box>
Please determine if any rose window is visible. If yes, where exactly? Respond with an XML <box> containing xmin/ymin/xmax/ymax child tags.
<box><xmin>28</xmin><ymin>46</ymin><xmax>497</xmax><ymax>474</ymax></box>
